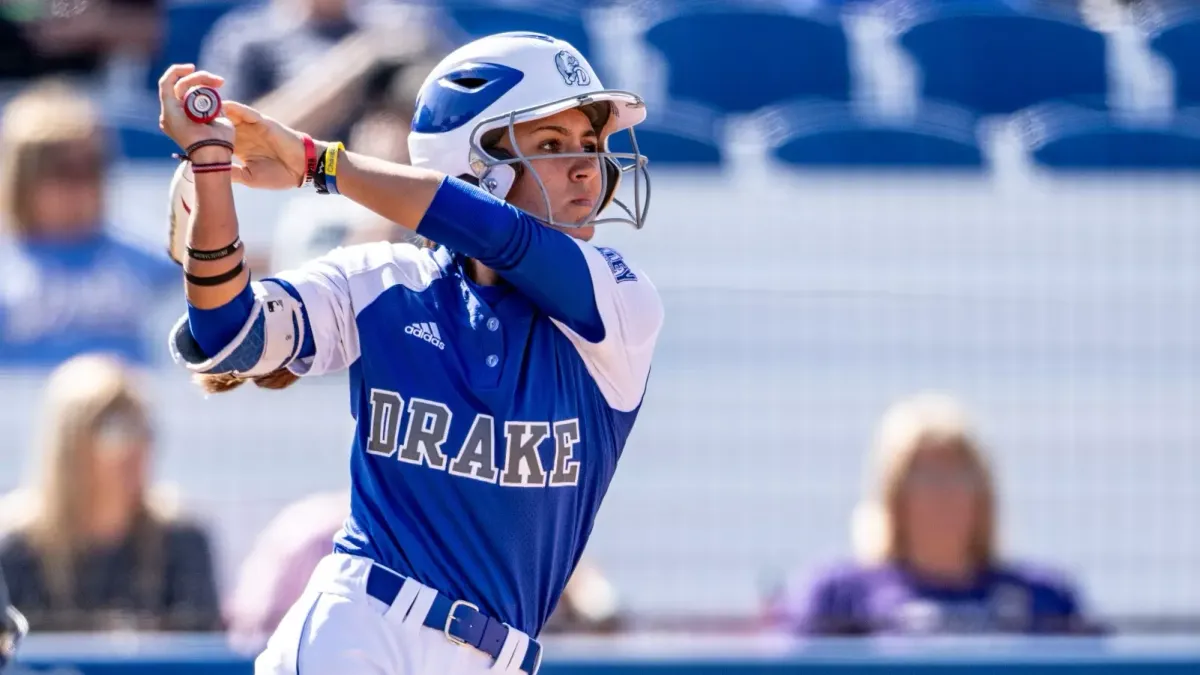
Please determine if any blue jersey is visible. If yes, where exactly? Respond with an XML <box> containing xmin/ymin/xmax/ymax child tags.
<box><xmin>265</xmin><ymin>178</ymin><xmax>663</xmax><ymax>635</ymax></box>
<box><xmin>0</xmin><ymin>232</ymin><xmax>177</xmax><ymax>366</ymax></box>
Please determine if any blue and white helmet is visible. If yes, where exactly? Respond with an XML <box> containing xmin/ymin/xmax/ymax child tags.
<box><xmin>408</xmin><ymin>32</ymin><xmax>651</xmax><ymax>229</ymax></box>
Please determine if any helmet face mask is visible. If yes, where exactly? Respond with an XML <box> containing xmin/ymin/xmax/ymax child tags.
<box><xmin>408</xmin><ymin>32</ymin><xmax>652</xmax><ymax>231</ymax></box>
<box><xmin>466</xmin><ymin>93</ymin><xmax>651</xmax><ymax>230</ymax></box>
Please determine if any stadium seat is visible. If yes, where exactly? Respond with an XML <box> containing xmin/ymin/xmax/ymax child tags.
<box><xmin>1148</xmin><ymin>7</ymin><xmax>1200</xmax><ymax>108</ymax></box>
<box><xmin>607</xmin><ymin>100</ymin><xmax>724</xmax><ymax>166</ymax></box>
<box><xmin>439</xmin><ymin>1</ymin><xmax>596</xmax><ymax>66</ymax></box>
<box><xmin>759</xmin><ymin>101</ymin><xmax>985</xmax><ymax>170</ymax></box>
<box><xmin>1017</xmin><ymin>104</ymin><xmax>1200</xmax><ymax>171</ymax></box>
<box><xmin>640</xmin><ymin>1</ymin><xmax>850</xmax><ymax>115</ymax></box>
<box><xmin>111</xmin><ymin>115</ymin><xmax>179</xmax><ymax>160</ymax></box>
<box><xmin>145</xmin><ymin>0</ymin><xmax>245</xmax><ymax>92</ymax></box>
<box><xmin>893</xmin><ymin>0</ymin><xmax>1107</xmax><ymax>116</ymax></box>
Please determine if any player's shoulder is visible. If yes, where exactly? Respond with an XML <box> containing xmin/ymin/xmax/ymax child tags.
<box><xmin>311</xmin><ymin>240</ymin><xmax>448</xmax><ymax>288</ymax></box>
<box><xmin>573</xmin><ymin>240</ymin><xmax>651</xmax><ymax>285</ymax></box>
<box><xmin>990</xmin><ymin>561</ymin><xmax>1080</xmax><ymax>600</ymax></box>
<box><xmin>812</xmin><ymin>560</ymin><xmax>891</xmax><ymax>593</ymax></box>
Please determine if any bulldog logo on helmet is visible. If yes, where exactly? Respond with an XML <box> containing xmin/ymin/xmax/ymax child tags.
<box><xmin>554</xmin><ymin>50</ymin><xmax>591</xmax><ymax>86</ymax></box>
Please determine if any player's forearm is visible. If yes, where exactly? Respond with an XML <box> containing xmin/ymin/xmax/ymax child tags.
<box><xmin>185</xmin><ymin>146</ymin><xmax>250</xmax><ymax>310</ymax></box>
<box><xmin>335</xmin><ymin>149</ymin><xmax>445</xmax><ymax>230</ymax></box>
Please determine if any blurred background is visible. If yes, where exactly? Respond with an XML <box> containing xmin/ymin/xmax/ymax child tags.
<box><xmin>0</xmin><ymin>0</ymin><xmax>1198</xmax><ymax>672</ymax></box>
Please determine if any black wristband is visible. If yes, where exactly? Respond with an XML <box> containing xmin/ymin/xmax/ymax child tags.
<box><xmin>187</xmin><ymin>237</ymin><xmax>242</xmax><ymax>262</ymax></box>
<box><xmin>185</xmin><ymin>260</ymin><xmax>246</xmax><ymax>287</ymax></box>
<box><xmin>312</xmin><ymin>142</ymin><xmax>330</xmax><ymax>194</ymax></box>
<box><xmin>186</xmin><ymin>139</ymin><xmax>234</xmax><ymax>157</ymax></box>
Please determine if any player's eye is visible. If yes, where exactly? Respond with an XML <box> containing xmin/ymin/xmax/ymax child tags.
<box><xmin>583</xmin><ymin>142</ymin><xmax>599</xmax><ymax>153</ymax></box>
<box><xmin>538</xmin><ymin>139</ymin><xmax>561</xmax><ymax>153</ymax></box>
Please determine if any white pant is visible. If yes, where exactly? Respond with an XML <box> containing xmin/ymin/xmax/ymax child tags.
<box><xmin>255</xmin><ymin>553</ymin><xmax>538</xmax><ymax>675</ymax></box>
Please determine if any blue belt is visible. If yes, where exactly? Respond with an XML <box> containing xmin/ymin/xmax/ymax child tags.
<box><xmin>364</xmin><ymin>563</ymin><xmax>542</xmax><ymax>674</ymax></box>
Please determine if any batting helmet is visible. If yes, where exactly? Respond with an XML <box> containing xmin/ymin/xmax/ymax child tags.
<box><xmin>407</xmin><ymin>32</ymin><xmax>651</xmax><ymax>230</ymax></box>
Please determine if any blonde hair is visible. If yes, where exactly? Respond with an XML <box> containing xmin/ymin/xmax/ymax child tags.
<box><xmin>0</xmin><ymin>79</ymin><xmax>101</xmax><ymax>237</ymax></box>
<box><xmin>15</xmin><ymin>354</ymin><xmax>177</xmax><ymax>623</ymax></box>
<box><xmin>851</xmin><ymin>392</ymin><xmax>997</xmax><ymax>568</ymax></box>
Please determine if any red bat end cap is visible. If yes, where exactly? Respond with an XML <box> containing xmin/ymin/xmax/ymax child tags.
<box><xmin>184</xmin><ymin>86</ymin><xmax>222</xmax><ymax>124</ymax></box>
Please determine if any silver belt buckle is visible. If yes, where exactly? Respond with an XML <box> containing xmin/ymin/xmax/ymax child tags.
<box><xmin>444</xmin><ymin>599</ymin><xmax>479</xmax><ymax>647</ymax></box>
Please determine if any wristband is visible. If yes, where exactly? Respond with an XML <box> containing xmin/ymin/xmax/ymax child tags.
<box><xmin>312</xmin><ymin>147</ymin><xmax>329</xmax><ymax>194</ymax></box>
<box><xmin>191</xmin><ymin>162</ymin><xmax>233</xmax><ymax>174</ymax></box>
<box><xmin>173</xmin><ymin>138</ymin><xmax>234</xmax><ymax>163</ymax></box>
<box><xmin>324</xmin><ymin>142</ymin><xmax>344</xmax><ymax>195</ymax></box>
<box><xmin>300</xmin><ymin>134</ymin><xmax>317</xmax><ymax>187</ymax></box>
<box><xmin>187</xmin><ymin>237</ymin><xmax>242</xmax><ymax>262</ymax></box>
<box><xmin>185</xmin><ymin>260</ymin><xmax>246</xmax><ymax>287</ymax></box>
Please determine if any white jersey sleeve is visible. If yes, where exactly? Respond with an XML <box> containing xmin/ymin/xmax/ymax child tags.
<box><xmin>552</xmin><ymin>241</ymin><xmax>664</xmax><ymax>412</ymax></box>
<box><xmin>270</xmin><ymin>241</ymin><xmax>442</xmax><ymax>377</ymax></box>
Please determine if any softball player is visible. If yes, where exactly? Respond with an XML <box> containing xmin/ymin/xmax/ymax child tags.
<box><xmin>157</xmin><ymin>32</ymin><xmax>661</xmax><ymax>674</ymax></box>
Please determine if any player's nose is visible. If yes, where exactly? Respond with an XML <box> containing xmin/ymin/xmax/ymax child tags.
<box><xmin>568</xmin><ymin>155</ymin><xmax>599</xmax><ymax>183</ymax></box>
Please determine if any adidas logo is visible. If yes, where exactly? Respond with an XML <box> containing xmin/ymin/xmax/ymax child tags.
<box><xmin>404</xmin><ymin>322</ymin><xmax>445</xmax><ymax>350</ymax></box>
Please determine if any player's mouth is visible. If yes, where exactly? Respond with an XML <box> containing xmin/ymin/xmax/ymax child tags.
<box><xmin>569</xmin><ymin>197</ymin><xmax>595</xmax><ymax>209</ymax></box>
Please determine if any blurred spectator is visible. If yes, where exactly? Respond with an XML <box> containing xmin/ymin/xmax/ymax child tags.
<box><xmin>0</xmin><ymin>354</ymin><xmax>221</xmax><ymax>633</ymax></box>
<box><xmin>0</xmin><ymin>79</ymin><xmax>177</xmax><ymax>367</ymax></box>
<box><xmin>769</xmin><ymin>393</ymin><xmax>1094</xmax><ymax>635</ymax></box>
<box><xmin>541</xmin><ymin>559</ymin><xmax>624</xmax><ymax>635</ymax></box>
<box><xmin>227</xmin><ymin>493</ymin><xmax>620</xmax><ymax>650</ymax></box>
<box><xmin>0</xmin><ymin>0</ymin><xmax>162</xmax><ymax>82</ymax></box>
<box><xmin>268</xmin><ymin>60</ymin><xmax>430</xmax><ymax>271</ymax></box>
<box><xmin>225</xmin><ymin>490</ymin><xmax>349</xmax><ymax>652</ymax></box>
<box><xmin>199</xmin><ymin>0</ymin><xmax>445</xmax><ymax>141</ymax></box>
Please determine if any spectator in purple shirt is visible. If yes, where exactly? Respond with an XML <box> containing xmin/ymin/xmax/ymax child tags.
<box><xmin>769</xmin><ymin>393</ymin><xmax>1094</xmax><ymax>635</ymax></box>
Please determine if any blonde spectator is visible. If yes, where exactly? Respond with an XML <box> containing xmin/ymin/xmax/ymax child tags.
<box><xmin>768</xmin><ymin>393</ymin><xmax>1095</xmax><ymax>635</ymax></box>
<box><xmin>0</xmin><ymin>79</ymin><xmax>176</xmax><ymax>367</ymax></box>
<box><xmin>0</xmin><ymin>354</ymin><xmax>221</xmax><ymax>632</ymax></box>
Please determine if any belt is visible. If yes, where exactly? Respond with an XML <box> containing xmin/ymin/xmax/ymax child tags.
<box><xmin>364</xmin><ymin>563</ymin><xmax>542</xmax><ymax>674</ymax></box>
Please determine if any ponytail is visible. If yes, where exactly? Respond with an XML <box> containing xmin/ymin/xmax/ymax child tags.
<box><xmin>193</xmin><ymin>369</ymin><xmax>301</xmax><ymax>395</ymax></box>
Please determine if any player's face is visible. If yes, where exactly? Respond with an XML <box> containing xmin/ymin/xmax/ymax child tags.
<box><xmin>496</xmin><ymin>107</ymin><xmax>603</xmax><ymax>241</ymax></box>
<box><xmin>899</xmin><ymin>441</ymin><xmax>981</xmax><ymax>563</ymax></box>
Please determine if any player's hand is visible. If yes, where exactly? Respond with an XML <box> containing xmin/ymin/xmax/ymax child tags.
<box><xmin>222</xmin><ymin>100</ymin><xmax>309</xmax><ymax>190</ymax></box>
<box><xmin>158</xmin><ymin>64</ymin><xmax>234</xmax><ymax>151</ymax></box>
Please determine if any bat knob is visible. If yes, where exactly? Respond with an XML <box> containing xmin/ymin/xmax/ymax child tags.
<box><xmin>184</xmin><ymin>86</ymin><xmax>222</xmax><ymax>125</ymax></box>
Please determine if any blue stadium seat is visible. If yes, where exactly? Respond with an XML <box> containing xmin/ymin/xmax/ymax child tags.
<box><xmin>641</xmin><ymin>1</ymin><xmax>850</xmax><ymax>115</ymax></box>
<box><xmin>760</xmin><ymin>101</ymin><xmax>985</xmax><ymax>170</ymax></box>
<box><xmin>439</xmin><ymin>2</ymin><xmax>596</xmax><ymax>66</ymax></box>
<box><xmin>1148</xmin><ymin>7</ymin><xmax>1200</xmax><ymax>108</ymax></box>
<box><xmin>145</xmin><ymin>0</ymin><xmax>245</xmax><ymax>91</ymax></box>
<box><xmin>1017</xmin><ymin>104</ymin><xmax>1200</xmax><ymax>171</ymax></box>
<box><xmin>113</xmin><ymin>123</ymin><xmax>179</xmax><ymax>161</ymax></box>
<box><xmin>607</xmin><ymin>100</ymin><xmax>724</xmax><ymax>166</ymax></box>
<box><xmin>893</xmin><ymin>0</ymin><xmax>1107</xmax><ymax>115</ymax></box>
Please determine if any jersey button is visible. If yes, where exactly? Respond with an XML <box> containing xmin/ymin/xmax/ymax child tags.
<box><xmin>486</xmin><ymin>317</ymin><xmax>500</xmax><ymax>332</ymax></box>
<box><xmin>486</xmin><ymin>354</ymin><xmax>499</xmax><ymax>368</ymax></box>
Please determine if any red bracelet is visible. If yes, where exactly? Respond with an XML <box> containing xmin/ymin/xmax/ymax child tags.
<box><xmin>300</xmin><ymin>134</ymin><xmax>317</xmax><ymax>187</ymax></box>
<box><xmin>192</xmin><ymin>162</ymin><xmax>233</xmax><ymax>174</ymax></box>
